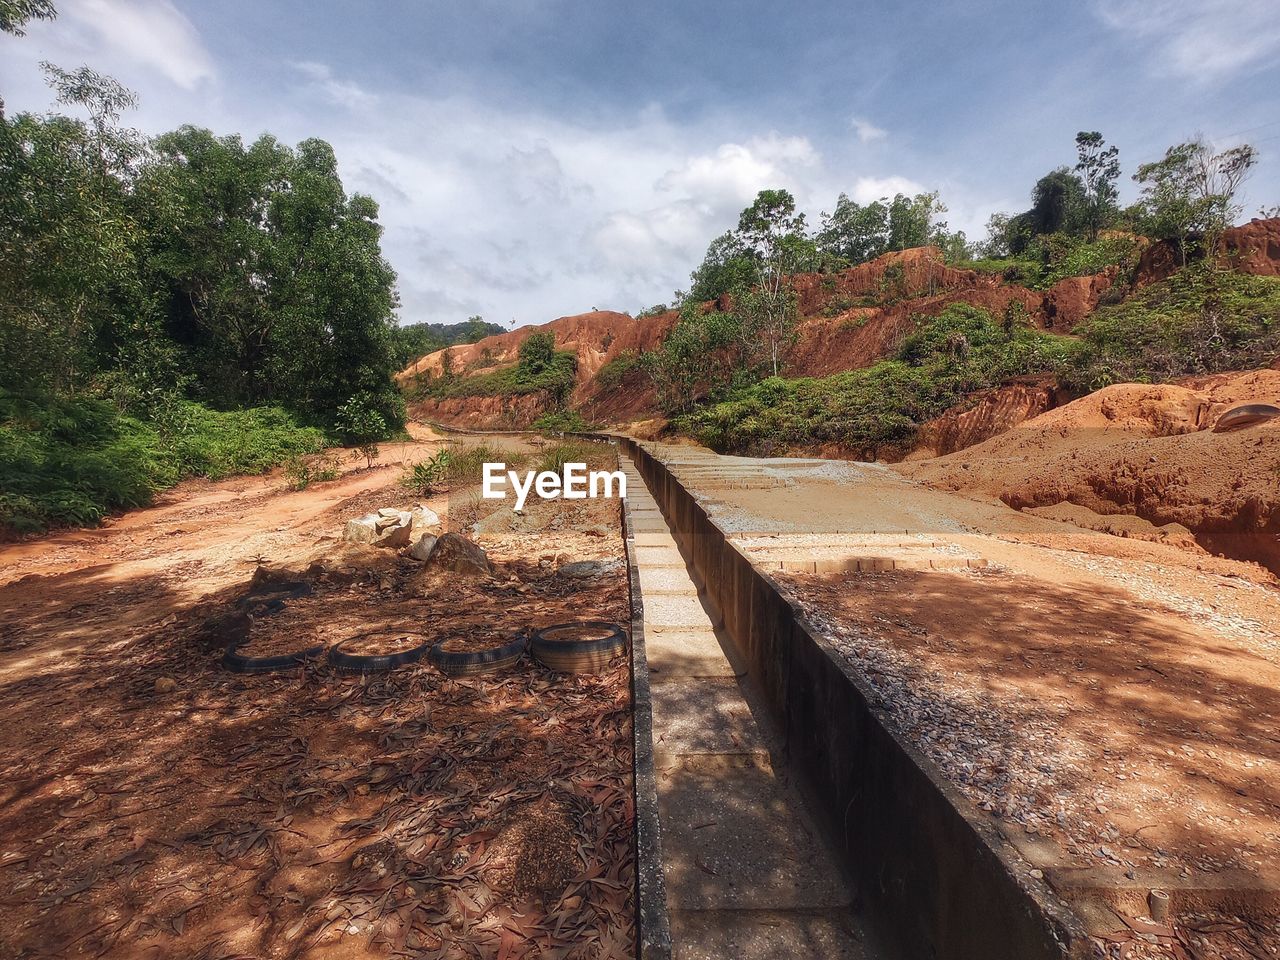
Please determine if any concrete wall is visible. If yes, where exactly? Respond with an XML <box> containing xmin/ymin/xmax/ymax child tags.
<box><xmin>619</xmin><ymin>438</ymin><xmax>1091</xmax><ymax>960</ymax></box>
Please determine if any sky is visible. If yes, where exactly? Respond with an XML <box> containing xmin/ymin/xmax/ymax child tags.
<box><xmin>2</xmin><ymin>0</ymin><xmax>1279</xmax><ymax>329</ymax></box>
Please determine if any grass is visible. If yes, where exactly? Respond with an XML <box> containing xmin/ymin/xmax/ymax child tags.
<box><xmin>955</xmin><ymin>233</ymin><xmax>1142</xmax><ymax>291</ymax></box>
<box><xmin>411</xmin><ymin>350</ymin><xmax>578</xmax><ymax>401</ymax></box>
<box><xmin>680</xmin><ymin>303</ymin><xmax>1078</xmax><ymax>458</ymax></box>
<box><xmin>0</xmin><ymin>392</ymin><xmax>326</xmax><ymax>533</ymax></box>
<box><xmin>1068</xmin><ymin>267</ymin><xmax>1280</xmax><ymax>390</ymax></box>
<box><xmin>398</xmin><ymin>442</ymin><xmax>533</xmax><ymax>496</ymax></box>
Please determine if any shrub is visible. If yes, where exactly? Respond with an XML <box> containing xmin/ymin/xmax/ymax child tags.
<box><xmin>680</xmin><ymin>303</ymin><xmax>1077</xmax><ymax>457</ymax></box>
<box><xmin>1068</xmin><ymin>268</ymin><xmax>1280</xmax><ymax>389</ymax></box>
<box><xmin>399</xmin><ymin>448</ymin><xmax>452</xmax><ymax>496</ymax></box>
<box><xmin>285</xmin><ymin>452</ymin><xmax>342</xmax><ymax>491</ymax></box>
<box><xmin>0</xmin><ymin>391</ymin><xmax>326</xmax><ymax>532</ymax></box>
<box><xmin>531</xmin><ymin>410</ymin><xmax>591</xmax><ymax>433</ymax></box>
<box><xmin>537</xmin><ymin>440</ymin><xmax>616</xmax><ymax>477</ymax></box>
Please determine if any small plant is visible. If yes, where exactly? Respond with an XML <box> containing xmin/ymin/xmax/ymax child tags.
<box><xmin>531</xmin><ymin>410</ymin><xmax>591</xmax><ymax>434</ymax></box>
<box><xmin>334</xmin><ymin>394</ymin><xmax>389</xmax><ymax>469</ymax></box>
<box><xmin>285</xmin><ymin>452</ymin><xmax>341</xmax><ymax>491</ymax></box>
<box><xmin>399</xmin><ymin>448</ymin><xmax>453</xmax><ymax>495</ymax></box>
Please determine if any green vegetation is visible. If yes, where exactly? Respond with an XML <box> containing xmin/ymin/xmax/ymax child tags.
<box><xmin>0</xmin><ymin>14</ymin><xmax>409</xmax><ymax>532</ymax></box>
<box><xmin>1070</xmin><ymin>268</ymin><xmax>1280</xmax><ymax>389</ymax></box>
<box><xmin>414</xmin><ymin>331</ymin><xmax>578</xmax><ymax>404</ymax></box>
<box><xmin>537</xmin><ymin>440</ymin><xmax>616</xmax><ymax>477</ymax></box>
<box><xmin>388</xmin><ymin>316</ymin><xmax>504</xmax><ymax>369</ymax></box>
<box><xmin>956</xmin><ymin>232</ymin><xmax>1142</xmax><ymax>290</ymax></box>
<box><xmin>680</xmin><ymin>304</ymin><xmax>1077</xmax><ymax>457</ymax></box>
<box><xmin>0</xmin><ymin>391</ymin><xmax>325</xmax><ymax>531</ymax></box>
<box><xmin>594</xmin><ymin>350</ymin><xmax>644</xmax><ymax>391</ymax></box>
<box><xmin>284</xmin><ymin>452</ymin><xmax>342</xmax><ymax>491</ymax></box>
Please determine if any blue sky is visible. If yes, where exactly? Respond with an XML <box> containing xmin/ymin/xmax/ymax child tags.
<box><xmin>2</xmin><ymin>0</ymin><xmax>1279</xmax><ymax>328</ymax></box>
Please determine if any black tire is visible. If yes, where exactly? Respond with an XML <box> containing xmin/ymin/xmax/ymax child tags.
<box><xmin>530</xmin><ymin>621</ymin><xmax>627</xmax><ymax>673</ymax></box>
<box><xmin>327</xmin><ymin>630</ymin><xmax>432</xmax><ymax>673</ymax></box>
<box><xmin>1213</xmin><ymin>403</ymin><xmax>1280</xmax><ymax>433</ymax></box>
<box><xmin>428</xmin><ymin>632</ymin><xmax>528</xmax><ymax>676</ymax></box>
<box><xmin>222</xmin><ymin>640</ymin><xmax>326</xmax><ymax>674</ymax></box>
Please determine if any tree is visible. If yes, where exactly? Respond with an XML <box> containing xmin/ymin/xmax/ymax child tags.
<box><xmin>517</xmin><ymin>331</ymin><xmax>557</xmax><ymax>375</ymax></box>
<box><xmin>733</xmin><ymin>189</ymin><xmax>808</xmax><ymax>377</ymax></box>
<box><xmin>685</xmin><ymin>231</ymin><xmax>754</xmax><ymax>302</ymax></box>
<box><xmin>1074</xmin><ymin>131</ymin><xmax>1121</xmax><ymax>241</ymax></box>
<box><xmin>817</xmin><ymin>195</ymin><xmax>889</xmax><ymax>263</ymax></box>
<box><xmin>887</xmin><ymin>192</ymin><xmax>945</xmax><ymax>251</ymax></box>
<box><xmin>0</xmin><ymin>0</ymin><xmax>55</xmax><ymax>36</ymax></box>
<box><xmin>1134</xmin><ymin>138</ymin><xmax>1258</xmax><ymax>266</ymax></box>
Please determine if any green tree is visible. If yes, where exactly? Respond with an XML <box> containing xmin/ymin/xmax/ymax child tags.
<box><xmin>1133</xmin><ymin>138</ymin><xmax>1258</xmax><ymax>267</ymax></box>
<box><xmin>0</xmin><ymin>0</ymin><xmax>55</xmax><ymax>37</ymax></box>
<box><xmin>517</xmin><ymin>331</ymin><xmax>557</xmax><ymax>375</ymax></box>
<box><xmin>1074</xmin><ymin>131</ymin><xmax>1121</xmax><ymax>241</ymax></box>
<box><xmin>733</xmin><ymin>189</ymin><xmax>809</xmax><ymax>376</ymax></box>
<box><xmin>817</xmin><ymin>195</ymin><xmax>889</xmax><ymax>263</ymax></box>
<box><xmin>685</xmin><ymin>230</ymin><xmax>755</xmax><ymax>302</ymax></box>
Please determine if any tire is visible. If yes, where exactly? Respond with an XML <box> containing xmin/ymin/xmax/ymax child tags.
<box><xmin>222</xmin><ymin>640</ymin><xmax>326</xmax><ymax>674</ymax></box>
<box><xmin>327</xmin><ymin>631</ymin><xmax>432</xmax><ymax>673</ymax></box>
<box><xmin>428</xmin><ymin>632</ymin><xmax>528</xmax><ymax>677</ymax></box>
<box><xmin>1213</xmin><ymin>403</ymin><xmax>1280</xmax><ymax>433</ymax></box>
<box><xmin>530</xmin><ymin>621</ymin><xmax>627</xmax><ymax>673</ymax></box>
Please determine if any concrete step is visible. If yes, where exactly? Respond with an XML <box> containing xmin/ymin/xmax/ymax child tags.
<box><xmin>658</xmin><ymin>755</ymin><xmax>854</xmax><ymax>912</ymax></box>
<box><xmin>634</xmin><ymin>545</ymin><xmax>689</xmax><ymax>568</ymax></box>
<box><xmin>670</xmin><ymin>909</ymin><xmax>869</xmax><ymax>960</ymax></box>
<box><xmin>651</xmin><ymin>678</ymin><xmax>768</xmax><ymax>761</ymax></box>
<box><xmin>644</xmin><ymin>593</ymin><xmax>721</xmax><ymax>631</ymax></box>
<box><xmin>645</xmin><ymin>628</ymin><xmax>741</xmax><ymax>680</ymax></box>
<box><xmin>638</xmin><ymin>566</ymin><xmax>702</xmax><ymax>595</ymax></box>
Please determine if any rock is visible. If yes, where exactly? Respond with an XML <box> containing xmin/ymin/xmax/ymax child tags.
<box><xmin>373</xmin><ymin>522</ymin><xmax>413</xmax><ymax>549</ymax></box>
<box><xmin>154</xmin><ymin>677</ymin><xmax>178</xmax><ymax>694</ymax></box>
<box><xmin>426</xmin><ymin>532</ymin><xmax>491</xmax><ymax>576</ymax></box>
<box><xmin>407</xmin><ymin>534</ymin><xmax>438</xmax><ymax>562</ymax></box>
<box><xmin>558</xmin><ymin>558</ymin><xmax>623</xmax><ymax>579</ymax></box>
<box><xmin>377</xmin><ymin>507</ymin><xmax>403</xmax><ymax>518</ymax></box>
<box><xmin>343</xmin><ymin>514</ymin><xmax>381</xmax><ymax>544</ymax></box>
<box><xmin>409</xmin><ymin>505</ymin><xmax>441</xmax><ymax>537</ymax></box>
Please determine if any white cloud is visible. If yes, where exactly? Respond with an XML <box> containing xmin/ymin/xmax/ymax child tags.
<box><xmin>61</xmin><ymin>0</ymin><xmax>214</xmax><ymax>89</ymax></box>
<box><xmin>1094</xmin><ymin>0</ymin><xmax>1280</xmax><ymax>80</ymax></box>
<box><xmin>850</xmin><ymin>116</ymin><xmax>887</xmax><ymax>143</ymax></box>
<box><xmin>849</xmin><ymin>174</ymin><xmax>926</xmax><ymax>203</ymax></box>
<box><xmin>291</xmin><ymin>61</ymin><xmax>377</xmax><ymax>110</ymax></box>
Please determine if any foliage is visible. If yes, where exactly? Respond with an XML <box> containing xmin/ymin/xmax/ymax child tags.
<box><xmin>1074</xmin><ymin>131</ymin><xmax>1121</xmax><ymax>241</ymax></box>
<box><xmin>635</xmin><ymin>303</ymin><xmax>670</xmax><ymax>319</ymax></box>
<box><xmin>593</xmin><ymin>350</ymin><xmax>643</xmax><ymax>391</ymax></box>
<box><xmin>1133</xmin><ymin>138</ymin><xmax>1258</xmax><ymax>266</ymax></box>
<box><xmin>684</xmin><ymin>231</ymin><xmax>757</xmax><ymax>303</ymax></box>
<box><xmin>817</xmin><ymin>191</ymin><xmax>966</xmax><ymax>264</ymax></box>
<box><xmin>388</xmin><ymin>316</ymin><xmax>503</xmax><ymax>369</ymax></box>
<box><xmin>285</xmin><ymin>451</ymin><xmax>341</xmax><ymax>491</ymax></box>
<box><xmin>1069</xmin><ymin>268</ymin><xmax>1280</xmax><ymax>389</ymax></box>
<box><xmin>416</xmin><ymin>332</ymin><xmax>578</xmax><ymax>404</ymax></box>
<box><xmin>0</xmin><ymin>390</ymin><xmax>325</xmax><ymax>531</ymax></box>
<box><xmin>531</xmin><ymin>409</ymin><xmax>592</xmax><ymax>433</ymax></box>
<box><xmin>399</xmin><ymin>447</ymin><xmax>453</xmax><ymax>496</ymax></box>
<box><xmin>0</xmin><ymin>0</ymin><xmax>55</xmax><ymax>36</ymax></box>
<box><xmin>679</xmin><ymin>304</ymin><xmax>1077</xmax><ymax>457</ymax></box>
<box><xmin>537</xmin><ymin>440</ymin><xmax>615</xmax><ymax>477</ymax></box>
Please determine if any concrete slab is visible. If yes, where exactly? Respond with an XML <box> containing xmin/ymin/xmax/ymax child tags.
<box><xmin>638</xmin><ymin>566</ymin><xmax>701</xmax><ymax>595</ymax></box>
<box><xmin>644</xmin><ymin>593</ymin><xmax>719</xmax><ymax>630</ymax></box>
<box><xmin>645</xmin><ymin>629</ymin><xmax>740</xmax><ymax>679</ymax></box>
<box><xmin>651</xmin><ymin>678</ymin><xmax>768</xmax><ymax>760</ymax></box>
<box><xmin>670</xmin><ymin>909</ymin><xmax>869</xmax><ymax>960</ymax></box>
<box><xmin>634</xmin><ymin>532</ymin><xmax>679</xmax><ymax>548</ymax></box>
<box><xmin>658</xmin><ymin>755</ymin><xmax>854</xmax><ymax>911</ymax></box>
<box><xmin>635</xmin><ymin>546</ymin><xmax>689</xmax><ymax>568</ymax></box>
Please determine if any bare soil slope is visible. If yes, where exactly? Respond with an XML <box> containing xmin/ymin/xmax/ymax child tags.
<box><xmin>900</xmin><ymin>369</ymin><xmax>1280</xmax><ymax>572</ymax></box>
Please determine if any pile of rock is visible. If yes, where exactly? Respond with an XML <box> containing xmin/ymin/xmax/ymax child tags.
<box><xmin>340</xmin><ymin>506</ymin><xmax>490</xmax><ymax>576</ymax></box>
<box><xmin>343</xmin><ymin>505</ymin><xmax>440</xmax><ymax>550</ymax></box>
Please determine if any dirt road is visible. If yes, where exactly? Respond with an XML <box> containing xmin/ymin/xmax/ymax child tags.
<box><xmin>0</xmin><ymin>425</ymin><xmax>636</xmax><ymax>959</ymax></box>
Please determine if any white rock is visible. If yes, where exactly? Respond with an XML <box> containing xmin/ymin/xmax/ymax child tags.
<box><xmin>409</xmin><ymin>506</ymin><xmax>440</xmax><ymax>537</ymax></box>
<box><xmin>343</xmin><ymin>514</ymin><xmax>380</xmax><ymax>544</ymax></box>
<box><xmin>407</xmin><ymin>534</ymin><xmax>438</xmax><ymax>562</ymax></box>
<box><xmin>374</xmin><ymin>523</ymin><xmax>412</xmax><ymax>549</ymax></box>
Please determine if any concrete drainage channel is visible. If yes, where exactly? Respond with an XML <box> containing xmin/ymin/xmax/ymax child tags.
<box><xmin>611</xmin><ymin>436</ymin><xmax>1093</xmax><ymax>960</ymax></box>
<box><xmin>619</xmin><ymin>453</ymin><xmax>870</xmax><ymax>959</ymax></box>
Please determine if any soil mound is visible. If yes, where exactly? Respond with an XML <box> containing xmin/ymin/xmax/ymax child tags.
<box><xmin>900</xmin><ymin>369</ymin><xmax>1280</xmax><ymax>572</ymax></box>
